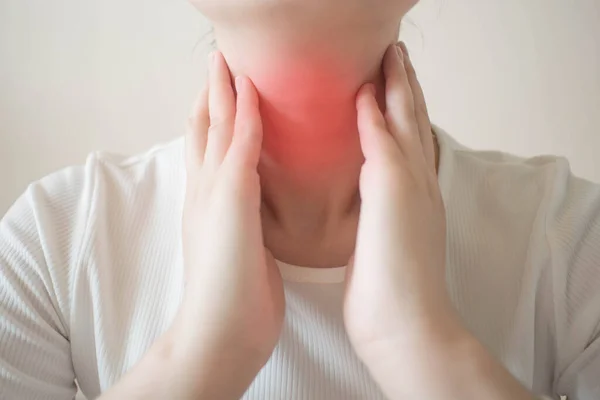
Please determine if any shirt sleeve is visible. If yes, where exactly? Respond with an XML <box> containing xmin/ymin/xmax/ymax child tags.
<box><xmin>545</xmin><ymin>170</ymin><xmax>600</xmax><ymax>400</ymax></box>
<box><xmin>0</xmin><ymin>157</ymin><xmax>97</xmax><ymax>400</ymax></box>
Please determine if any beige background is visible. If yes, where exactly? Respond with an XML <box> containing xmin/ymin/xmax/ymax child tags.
<box><xmin>1</xmin><ymin>0</ymin><xmax>599</xmax><ymax>218</ymax></box>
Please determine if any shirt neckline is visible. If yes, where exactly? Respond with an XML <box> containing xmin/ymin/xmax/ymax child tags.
<box><xmin>276</xmin><ymin>261</ymin><xmax>348</xmax><ymax>284</ymax></box>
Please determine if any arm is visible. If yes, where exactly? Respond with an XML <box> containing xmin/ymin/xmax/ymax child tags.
<box><xmin>344</xmin><ymin>43</ymin><xmax>539</xmax><ymax>400</ymax></box>
<box><xmin>2</xmin><ymin>53</ymin><xmax>281</xmax><ymax>400</ymax></box>
<box><xmin>0</xmin><ymin>176</ymin><xmax>81</xmax><ymax>399</ymax></box>
<box><xmin>362</xmin><ymin>323</ymin><xmax>536</xmax><ymax>400</ymax></box>
<box><xmin>1</xmin><ymin>211</ymin><xmax>260</xmax><ymax>400</ymax></box>
<box><xmin>98</xmin><ymin>331</ymin><xmax>263</xmax><ymax>400</ymax></box>
<box><xmin>547</xmin><ymin>171</ymin><xmax>600</xmax><ymax>399</ymax></box>
<box><xmin>103</xmin><ymin>54</ymin><xmax>284</xmax><ymax>399</ymax></box>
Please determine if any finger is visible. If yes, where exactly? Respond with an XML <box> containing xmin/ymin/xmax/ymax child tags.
<box><xmin>185</xmin><ymin>86</ymin><xmax>209</xmax><ymax>170</ymax></box>
<box><xmin>356</xmin><ymin>83</ymin><xmax>401</xmax><ymax>162</ymax></box>
<box><xmin>382</xmin><ymin>44</ymin><xmax>422</xmax><ymax>160</ymax></box>
<box><xmin>205</xmin><ymin>51</ymin><xmax>237</xmax><ymax>167</ymax></box>
<box><xmin>225</xmin><ymin>76</ymin><xmax>263</xmax><ymax>169</ymax></box>
<box><xmin>398</xmin><ymin>42</ymin><xmax>436</xmax><ymax>172</ymax></box>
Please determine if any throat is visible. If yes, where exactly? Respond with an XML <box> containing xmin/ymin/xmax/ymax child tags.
<box><xmin>213</xmin><ymin>33</ymin><xmax>395</xmax><ymax>268</ymax></box>
<box><xmin>258</xmin><ymin>107</ymin><xmax>363</xmax><ymax>268</ymax></box>
<box><xmin>259</xmin><ymin>96</ymin><xmax>365</xmax><ymax>180</ymax></box>
<box><xmin>261</xmin><ymin>195</ymin><xmax>361</xmax><ymax>269</ymax></box>
<box><xmin>253</xmin><ymin>62</ymin><xmax>368</xmax><ymax>268</ymax></box>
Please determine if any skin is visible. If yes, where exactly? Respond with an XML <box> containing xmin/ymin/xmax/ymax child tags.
<box><xmin>191</xmin><ymin>0</ymin><xmax>417</xmax><ymax>268</ymax></box>
<box><xmin>100</xmin><ymin>1</ymin><xmax>538</xmax><ymax>399</ymax></box>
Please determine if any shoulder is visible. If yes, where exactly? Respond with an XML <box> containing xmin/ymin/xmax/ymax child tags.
<box><xmin>3</xmin><ymin>136</ymin><xmax>185</xmax><ymax>234</ymax></box>
<box><xmin>14</xmin><ymin>136</ymin><xmax>184</xmax><ymax>213</ymax></box>
<box><xmin>0</xmin><ymin>139</ymin><xmax>184</xmax><ymax>399</ymax></box>
<box><xmin>0</xmin><ymin>136</ymin><xmax>185</xmax><ymax>296</ymax></box>
<box><xmin>438</xmin><ymin>127</ymin><xmax>600</xmax><ymax>390</ymax></box>
<box><xmin>438</xmin><ymin>126</ymin><xmax>600</xmax><ymax>275</ymax></box>
<box><xmin>436</xmin><ymin>126</ymin><xmax>597</xmax><ymax>226</ymax></box>
<box><xmin>92</xmin><ymin>137</ymin><xmax>185</xmax><ymax>183</ymax></box>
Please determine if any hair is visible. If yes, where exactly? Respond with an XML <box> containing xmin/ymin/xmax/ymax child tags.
<box><xmin>193</xmin><ymin>26</ymin><xmax>216</xmax><ymax>55</ymax></box>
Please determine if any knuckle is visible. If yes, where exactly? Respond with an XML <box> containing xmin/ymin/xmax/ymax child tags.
<box><xmin>404</xmin><ymin>130</ymin><xmax>422</xmax><ymax>148</ymax></box>
<box><xmin>207</xmin><ymin>124</ymin><xmax>220</xmax><ymax>136</ymax></box>
<box><xmin>208</xmin><ymin>116</ymin><xmax>235</xmax><ymax>133</ymax></box>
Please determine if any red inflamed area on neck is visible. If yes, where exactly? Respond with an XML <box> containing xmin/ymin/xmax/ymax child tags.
<box><xmin>246</xmin><ymin>55</ymin><xmax>365</xmax><ymax>173</ymax></box>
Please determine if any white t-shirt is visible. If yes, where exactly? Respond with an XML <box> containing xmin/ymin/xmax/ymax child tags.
<box><xmin>1</xmin><ymin>127</ymin><xmax>599</xmax><ymax>400</ymax></box>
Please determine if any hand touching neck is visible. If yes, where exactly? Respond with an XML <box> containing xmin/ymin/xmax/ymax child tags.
<box><xmin>205</xmin><ymin>13</ymin><xmax>403</xmax><ymax>266</ymax></box>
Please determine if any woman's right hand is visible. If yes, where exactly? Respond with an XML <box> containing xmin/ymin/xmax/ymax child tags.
<box><xmin>166</xmin><ymin>51</ymin><xmax>286</xmax><ymax>398</ymax></box>
<box><xmin>100</xmin><ymin>52</ymin><xmax>284</xmax><ymax>400</ymax></box>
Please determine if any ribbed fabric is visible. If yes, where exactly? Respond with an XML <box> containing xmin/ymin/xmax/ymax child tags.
<box><xmin>1</xmin><ymin>127</ymin><xmax>599</xmax><ymax>400</ymax></box>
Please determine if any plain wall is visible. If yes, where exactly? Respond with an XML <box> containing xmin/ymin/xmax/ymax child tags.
<box><xmin>1</xmin><ymin>0</ymin><xmax>599</xmax><ymax>217</ymax></box>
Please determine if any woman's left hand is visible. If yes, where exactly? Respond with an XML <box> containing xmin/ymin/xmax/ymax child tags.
<box><xmin>344</xmin><ymin>42</ymin><xmax>463</xmax><ymax>386</ymax></box>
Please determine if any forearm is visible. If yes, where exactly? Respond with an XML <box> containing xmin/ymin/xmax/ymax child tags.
<box><xmin>99</xmin><ymin>332</ymin><xmax>261</xmax><ymax>400</ymax></box>
<box><xmin>364</xmin><ymin>326</ymin><xmax>536</xmax><ymax>400</ymax></box>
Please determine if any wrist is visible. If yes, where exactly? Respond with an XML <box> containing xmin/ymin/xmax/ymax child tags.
<box><xmin>160</xmin><ymin>328</ymin><xmax>267</xmax><ymax>399</ymax></box>
<box><xmin>360</xmin><ymin>325</ymin><xmax>534</xmax><ymax>400</ymax></box>
<box><xmin>359</xmin><ymin>319</ymin><xmax>471</xmax><ymax>384</ymax></box>
<box><xmin>356</xmin><ymin>306</ymin><xmax>466</xmax><ymax>367</ymax></box>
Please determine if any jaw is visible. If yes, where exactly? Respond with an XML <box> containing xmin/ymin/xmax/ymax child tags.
<box><xmin>191</xmin><ymin>0</ymin><xmax>415</xmax><ymax>29</ymax></box>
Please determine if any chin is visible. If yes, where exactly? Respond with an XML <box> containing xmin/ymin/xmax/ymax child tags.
<box><xmin>190</xmin><ymin>0</ymin><xmax>419</xmax><ymax>27</ymax></box>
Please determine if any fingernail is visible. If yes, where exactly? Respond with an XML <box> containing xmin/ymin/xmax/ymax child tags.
<box><xmin>395</xmin><ymin>44</ymin><xmax>403</xmax><ymax>61</ymax></box>
<box><xmin>398</xmin><ymin>42</ymin><xmax>410</xmax><ymax>60</ymax></box>
<box><xmin>398</xmin><ymin>42</ymin><xmax>406</xmax><ymax>54</ymax></box>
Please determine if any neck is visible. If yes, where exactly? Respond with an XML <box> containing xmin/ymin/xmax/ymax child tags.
<box><xmin>213</xmin><ymin>21</ymin><xmax>399</xmax><ymax>234</ymax></box>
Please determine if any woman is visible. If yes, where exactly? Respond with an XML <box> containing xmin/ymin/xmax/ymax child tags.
<box><xmin>1</xmin><ymin>0</ymin><xmax>598</xmax><ymax>399</ymax></box>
